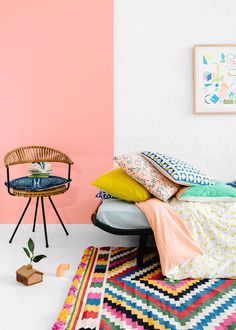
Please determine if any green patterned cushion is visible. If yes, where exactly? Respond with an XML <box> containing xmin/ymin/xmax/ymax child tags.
<box><xmin>176</xmin><ymin>181</ymin><xmax>236</xmax><ymax>202</ymax></box>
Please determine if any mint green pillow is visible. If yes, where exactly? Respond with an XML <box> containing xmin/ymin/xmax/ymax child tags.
<box><xmin>176</xmin><ymin>181</ymin><xmax>236</xmax><ymax>202</ymax></box>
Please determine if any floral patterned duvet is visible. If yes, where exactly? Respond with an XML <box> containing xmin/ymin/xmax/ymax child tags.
<box><xmin>166</xmin><ymin>198</ymin><xmax>236</xmax><ymax>280</ymax></box>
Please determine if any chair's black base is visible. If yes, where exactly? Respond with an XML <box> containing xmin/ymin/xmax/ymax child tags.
<box><xmin>9</xmin><ymin>196</ymin><xmax>69</xmax><ymax>247</ymax></box>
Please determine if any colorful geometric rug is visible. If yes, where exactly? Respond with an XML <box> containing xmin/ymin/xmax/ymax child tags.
<box><xmin>52</xmin><ymin>246</ymin><xmax>236</xmax><ymax>330</ymax></box>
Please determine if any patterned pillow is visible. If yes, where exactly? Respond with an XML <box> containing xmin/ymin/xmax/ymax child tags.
<box><xmin>114</xmin><ymin>152</ymin><xmax>179</xmax><ymax>202</ymax></box>
<box><xmin>142</xmin><ymin>151</ymin><xmax>214</xmax><ymax>186</ymax></box>
<box><xmin>5</xmin><ymin>176</ymin><xmax>71</xmax><ymax>191</ymax></box>
<box><xmin>227</xmin><ymin>181</ymin><xmax>236</xmax><ymax>188</ymax></box>
<box><xmin>95</xmin><ymin>190</ymin><xmax>115</xmax><ymax>199</ymax></box>
<box><xmin>176</xmin><ymin>182</ymin><xmax>236</xmax><ymax>202</ymax></box>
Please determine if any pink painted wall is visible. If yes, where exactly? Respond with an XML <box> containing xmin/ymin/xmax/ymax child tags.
<box><xmin>0</xmin><ymin>0</ymin><xmax>113</xmax><ymax>224</ymax></box>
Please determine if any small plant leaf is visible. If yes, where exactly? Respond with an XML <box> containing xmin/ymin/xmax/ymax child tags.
<box><xmin>33</xmin><ymin>255</ymin><xmax>47</xmax><ymax>263</ymax></box>
<box><xmin>28</xmin><ymin>238</ymin><xmax>34</xmax><ymax>253</ymax></box>
<box><xmin>23</xmin><ymin>247</ymin><xmax>31</xmax><ymax>258</ymax></box>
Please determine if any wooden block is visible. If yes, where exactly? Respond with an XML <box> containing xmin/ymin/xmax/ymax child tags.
<box><xmin>16</xmin><ymin>265</ymin><xmax>44</xmax><ymax>286</ymax></box>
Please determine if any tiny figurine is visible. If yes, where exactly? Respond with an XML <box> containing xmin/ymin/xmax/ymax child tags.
<box><xmin>56</xmin><ymin>263</ymin><xmax>70</xmax><ymax>277</ymax></box>
<box><xmin>16</xmin><ymin>238</ymin><xmax>47</xmax><ymax>286</ymax></box>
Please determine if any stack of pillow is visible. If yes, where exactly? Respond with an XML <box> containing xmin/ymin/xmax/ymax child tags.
<box><xmin>92</xmin><ymin>151</ymin><xmax>236</xmax><ymax>203</ymax></box>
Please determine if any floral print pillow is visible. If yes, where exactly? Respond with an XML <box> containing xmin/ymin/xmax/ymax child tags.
<box><xmin>114</xmin><ymin>153</ymin><xmax>179</xmax><ymax>202</ymax></box>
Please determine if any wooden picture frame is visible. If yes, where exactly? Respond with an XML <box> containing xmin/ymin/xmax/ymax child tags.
<box><xmin>193</xmin><ymin>44</ymin><xmax>236</xmax><ymax>114</ymax></box>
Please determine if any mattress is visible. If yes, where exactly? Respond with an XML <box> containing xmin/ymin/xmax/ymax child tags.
<box><xmin>96</xmin><ymin>199</ymin><xmax>150</xmax><ymax>230</ymax></box>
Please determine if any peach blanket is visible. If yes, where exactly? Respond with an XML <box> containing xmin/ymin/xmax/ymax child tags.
<box><xmin>136</xmin><ymin>198</ymin><xmax>203</xmax><ymax>275</ymax></box>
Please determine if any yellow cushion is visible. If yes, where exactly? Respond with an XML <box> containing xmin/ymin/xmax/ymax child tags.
<box><xmin>92</xmin><ymin>168</ymin><xmax>151</xmax><ymax>202</ymax></box>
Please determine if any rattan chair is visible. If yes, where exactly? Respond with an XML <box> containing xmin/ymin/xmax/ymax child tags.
<box><xmin>4</xmin><ymin>146</ymin><xmax>73</xmax><ymax>247</ymax></box>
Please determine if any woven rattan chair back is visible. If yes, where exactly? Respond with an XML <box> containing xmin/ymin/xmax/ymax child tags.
<box><xmin>4</xmin><ymin>146</ymin><xmax>73</xmax><ymax>167</ymax></box>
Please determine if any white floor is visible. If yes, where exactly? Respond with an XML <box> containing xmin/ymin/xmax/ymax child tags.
<box><xmin>0</xmin><ymin>224</ymin><xmax>140</xmax><ymax>330</ymax></box>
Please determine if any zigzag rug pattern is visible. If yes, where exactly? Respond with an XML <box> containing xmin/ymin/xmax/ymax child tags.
<box><xmin>52</xmin><ymin>246</ymin><xmax>236</xmax><ymax>330</ymax></box>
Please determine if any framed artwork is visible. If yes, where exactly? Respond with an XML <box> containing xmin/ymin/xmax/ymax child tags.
<box><xmin>193</xmin><ymin>44</ymin><xmax>236</xmax><ymax>114</ymax></box>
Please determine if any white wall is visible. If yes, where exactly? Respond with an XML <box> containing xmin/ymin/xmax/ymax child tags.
<box><xmin>114</xmin><ymin>0</ymin><xmax>236</xmax><ymax>181</ymax></box>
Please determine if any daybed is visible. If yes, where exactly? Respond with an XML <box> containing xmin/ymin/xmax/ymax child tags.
<box><xmin>92</xmin><ymin>196</ymin><xmax>236</xmax><ymax>280</ymax></box>
<box><xmin>91</xmin><ymin>151</ymin><xmax>236</xmax><ymax>279</ymax></box>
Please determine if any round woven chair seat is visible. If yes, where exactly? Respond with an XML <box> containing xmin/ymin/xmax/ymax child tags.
<box><xmin>12</xmin><ymin>185</ymin><xmax>67</xmax><ymax>198</ymax></box>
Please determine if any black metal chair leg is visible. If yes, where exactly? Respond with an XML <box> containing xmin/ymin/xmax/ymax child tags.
<box><xmin>9</xmin><ymin>198</ymin><xmax>32</xmax><ymax>244</ymax></box>
<box><xmin>48</xmin><ymin>196</ymin><xmax>69</xmax><ymax>236</ymax></box>
<box><xmin>137</xmin><ymin>233</ymin><xmax>148</xmax><ymax>267</ymax></box>
<box><xmin>32</xmin><ymin>197</ymin><xmax>39</xmax><ymax>232</ymax></box>
<box><xmin>41</xmin><ymin>197</ymin><xmax>49</xmax><ymax>248</ymax></box>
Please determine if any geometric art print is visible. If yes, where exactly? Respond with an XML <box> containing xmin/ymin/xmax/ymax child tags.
<box><xmin>194</xmin><ymin>44</ymin><xmax>236</xmax><ymax>114</ymax></box>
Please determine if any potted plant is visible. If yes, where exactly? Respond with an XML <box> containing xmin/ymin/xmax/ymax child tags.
<box><xmin>16</xmin><ymin>238</ymin><xmax>47</xmax><ymax>286</ymax></box>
